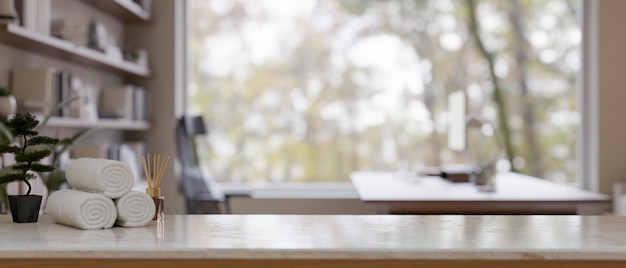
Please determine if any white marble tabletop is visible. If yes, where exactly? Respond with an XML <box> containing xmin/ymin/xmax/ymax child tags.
<box><xmin>2</xmin><ymin>215</ymin><xmax>626</xmax><ymax>260</ymax></box>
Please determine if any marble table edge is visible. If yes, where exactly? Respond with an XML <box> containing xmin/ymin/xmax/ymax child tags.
<box><xmin>2</xmin><ymin>250</ymin><xmax>626</xmax><ymax>261</ymax></box>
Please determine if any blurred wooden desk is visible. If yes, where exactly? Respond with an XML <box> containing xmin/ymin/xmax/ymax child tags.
<box><xmin>350</xmin><ymin>172</ymin><xmax>611</xmax><ymax>214</ymax></box>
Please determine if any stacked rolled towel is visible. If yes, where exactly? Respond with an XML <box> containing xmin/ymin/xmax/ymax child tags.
<box><xmin>66</xmin><ymin>158</ymin><xmax>134</xmax><ymax>199</ymax></box>
<box><xmin>46</xmin><ymin>158</ymin><xmax>156</xmax><ymax>230</ymax></box>
<box><xmin>114</xmin><ymin>191</ymin><xmax>155</xmax><ymax>227</ymax></box>
<box><xmin>47</xmin><ymin>189</ymin><xmax>117</xmax><ymax>230</ymax></box>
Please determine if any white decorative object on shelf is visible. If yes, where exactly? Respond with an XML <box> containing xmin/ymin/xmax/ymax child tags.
<box><xmin>14</xmin><ymin>0</ymin><xmax>50</xmax><ymax>35</ymax></box>
<box><xmin>51</xmin><ymin>18</ymin><xmax>91</xmax><ymax>47</ymax></box>
<box><xmin>0</xmin><ymin>0</ymin><xmax>18</xmax><ymax>23</ymax></box>
<box><xmin>0</xmin><ymin>94</ymin><xmax>16</xmax><ymax>117</ymax></box>
<box><xmin>613</xmin><ymin>181</ymin><xmax>626</xmax><ymax>215</ymax></box>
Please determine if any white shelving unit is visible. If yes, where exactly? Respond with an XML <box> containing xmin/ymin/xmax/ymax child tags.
<box><xmin>0</xmin><ymin>24</ymin><xmax>150</xmax><ymax>78</ymax></box>
<box><xmin>0</xmin><ymin>1</ymin><xmax>153</xmax><ymax>132</ymax></box>
<box><xmin>83</xmin><ymin>0</ymin><xmax>151</xmax><ymax>23</ymax></box>
<box><xmin>46</xmin><ymin>117</ymin><xmax>149</xmax><ymax>131</ymax></box>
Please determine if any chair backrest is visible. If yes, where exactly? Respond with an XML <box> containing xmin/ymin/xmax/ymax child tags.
<box><xmin>175</xmin><ymin>115</ymin><xmax>223</xmax><ymax>202</ymax></box>
<box><xmin>177</xmin><ymin>115</ymin><xmax>206</xmax><ymax>167</ymax></box>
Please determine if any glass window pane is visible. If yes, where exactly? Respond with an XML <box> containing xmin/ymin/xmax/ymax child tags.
<box><xmin>188</xmin><ymin>0</ymin><xmax>580</xmax><ymax>184</ymax></box>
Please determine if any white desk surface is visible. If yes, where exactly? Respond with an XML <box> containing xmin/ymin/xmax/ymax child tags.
<box><xmin>350</xmin><ymin>172</ymin><xmax>610</xmax><ymax>214</ymax></box>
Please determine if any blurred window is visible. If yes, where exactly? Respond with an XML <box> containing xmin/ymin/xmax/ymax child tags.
<box><xmin>187</xmin><ymin>0</ymin><xmax>581</xmax><ymax>184</ymax></box>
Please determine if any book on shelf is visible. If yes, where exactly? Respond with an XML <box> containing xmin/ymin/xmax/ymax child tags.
<box><xmin>132</xmin><ymin>87</ymin><xmax>148</xmax><ymax>121</ymax></box>
<box><xmin>15</xmin><ymin>0</ymin><xmax>50</xmax><ymax>35</ymax></box>
<box><xmin>38</xmin><ymin>0</ymin><xmax>50</xmax><ymax>36</ymax></box>
<box><xmin>59</xmin><ymin>73</ymin><xmax>94</xmax><ymax>119</ymax></box>
<box><xmin>119</xmin><ymin>142</ymin><xmax>145</xmax><ymax>182</ymax></box>
<box><xmin>11</xmin><ymin>68</ymin><xmax>97</xmax><ymax>120</ymax></box>
<box><xmin>51</xmin><ymin>18</ymin><xmax>110</xmax><ymax>53</ymax></box>
<box><xmin>10</xmin><ymin>67</ymin><xmax>56</xmax><ymax>115</ymax></box>
<box><xmin>99</xmin><ymin>84</ymin><xmax>148</xmax><ymax>121</ymax></box>
<box><xmin>51</xmin><ymin>18</ymin><xmax>91</xmax><ymax>47</ymax></box>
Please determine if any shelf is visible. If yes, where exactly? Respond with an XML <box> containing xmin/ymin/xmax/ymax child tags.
<box><xmin>0</xmin><ymin>24</ymin><xmax>150</xmax><ymax>78</ymax></box>
<box><xmin>83</xmin><ymin>0</ymin><xmax>151</xmax><ymax>23</ymax></box>
<box><xmin>46</xmin><ymin>117</ymin><xmax>149</xmax><ymax>131</ymax></box>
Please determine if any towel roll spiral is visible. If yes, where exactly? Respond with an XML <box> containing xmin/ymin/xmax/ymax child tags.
<box><xmin>114</xmin><ymin>191</ymin><xmax>156</xmax><ymax>227</ymax></box>
<box><xmin>47</xmin><ymin>189</ymin><xmax>117</xmax><ymax>230</ymax></box>
<box><xmin>66</xmin><ymin>158</ymin><xmax>134</xmax><ymax>199</ymax></box>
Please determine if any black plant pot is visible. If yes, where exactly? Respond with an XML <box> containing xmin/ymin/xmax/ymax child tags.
<box><xmin>8</xmin><ymin>195</ymin><xmax>42</xmax><ymax>223</ymax></box>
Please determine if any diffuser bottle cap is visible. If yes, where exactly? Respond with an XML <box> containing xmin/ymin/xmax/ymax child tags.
<box><xmin>146</xmin><ymin>187</ymin><xmax>161</xmax><ymax>197</ymax></box>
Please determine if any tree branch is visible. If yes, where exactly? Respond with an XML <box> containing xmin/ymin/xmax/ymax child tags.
<box><xmin>465</xmin><ymin>0</ymin><xmax>517</xmax><ymax>169</ymax></box>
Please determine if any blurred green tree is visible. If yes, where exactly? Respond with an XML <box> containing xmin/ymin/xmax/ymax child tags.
<box><xmin>188</xmin><ymin>0</ymin><xmax>580</xmax><ymax>183</ymax></box>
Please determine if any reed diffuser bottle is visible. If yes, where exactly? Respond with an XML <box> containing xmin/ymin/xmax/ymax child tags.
<box><xmin>142</xmin><ymin>154</ymin><xmax>169</xmax><ymax>221</ymax></box>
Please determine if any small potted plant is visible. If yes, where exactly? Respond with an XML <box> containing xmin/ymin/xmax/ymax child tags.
<box><xmin>0</xmin><ymin>113</ymin><xmax>59</xmax><ymax>223</ymax></box>
<box><xmin>0</xmin><ymin>87</ymin><xmax>16</xmax><ymax>118</ymax></box>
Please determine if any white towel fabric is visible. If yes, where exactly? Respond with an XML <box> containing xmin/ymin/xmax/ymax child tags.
<box><xmin>114</xmin><ymin>191</ymin><xmax>155</xmax><ymax>227</ymax></box>
<box><xmin>66</xmin><ymin>158</ymin><xmax>134</xmax><ymax>199</ymax></box>
<box><xmin>47</xmin><ymin>189</ymin><xmax>116</xmax><ymax>230</ymax></box>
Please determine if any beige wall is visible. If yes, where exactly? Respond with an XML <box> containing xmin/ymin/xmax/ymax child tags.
<box><xmin>125</xmin><ymin>0</ymin><xmax>186</xmax><ymax>214</ymax></box>
<box><xmin>582</xmin><ymin>0</ymin><xmax>626</xmax><ymax>195</ymax></box>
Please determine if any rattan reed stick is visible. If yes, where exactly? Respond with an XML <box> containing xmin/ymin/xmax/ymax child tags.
<box><xmin>142</xmin><ymin>154</ymin><xmax>170</xmax><ymax>191</ymax></box>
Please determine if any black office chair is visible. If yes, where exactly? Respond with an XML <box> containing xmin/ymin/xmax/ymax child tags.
<box><xmin>175</xmin><ymin>115</ymin><xmax>224</xmax><ymax>214</ymax></box>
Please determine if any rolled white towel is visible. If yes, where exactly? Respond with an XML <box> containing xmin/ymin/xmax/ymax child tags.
<box><xmin>114</xmin><ymin>191</ymin><xmax>155</xmax><ymax>227</ymax></box>
<box><xmin>66</xmin><ymin>158</ymin><xmax>134</xmax><ymax>199</ymax></box>
<box><xmin>47</xmin><ymin>189</ymin><xmax>116</xmax><ymax>230</ymax></box>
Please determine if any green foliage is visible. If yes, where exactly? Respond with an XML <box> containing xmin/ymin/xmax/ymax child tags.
<box><xmin>6</xmin><ymin>114</ymin><xmax>39</xmax><ymax>136</ymax></box>
<box><xmin>40</xmin><ymin>128</ymin><xmax>97</xmax><ymax>191</ymax></box>
<box><xmin>0</xmin><ymin>144</ymin><xmax>20</xmax><ymax>154</ymax></box>
<box><xmin>29</xmin><ymin>163</ymin><xmax>55</xmax><ymax>173</ymax></box>
<box><xmin>15</xmin><ymin>150</ymin><xmax>52</xmax><ymax>163</ymax></box>
<box><xmin>0</xmin><ymin>183</ymin><xmax>6</xmax><ymax>213</ymax></box>
<box><xmin>0</xmin><ymin>113</ymin><xmax>59</xmax><ymax>195</ymax></box>
<box><xmin>29</xmin><ymin>136</ymin><xmax>60</xmax><ymax>146</ymax></box>
<box><xmin>189</xmin><ymin>0</ymin><xmax>580</xmax><ymax>183</ymax></box>
<box><xmin>35</xmin><ymin>96</ymin><xmax>80</xmax><ymax>133</ymax></box>
<box><xmin>0</xmin><ymin>121</ymin><xmax>12</xmax><ymax>144</ymax></box>
<box><xmin>45</xmin><ymin>170</ymin><xmax>67</xmax><ymax>194</ymax></box>
<box><xmin>0</xmin><ymin>98</ymin><xmax>88</xmax><ymax>212</ymax></box>
<box><xmin>0</xmin><ymin>87</ymin><xmax>10</xmax><ymax>97</ymax></box>
<box><xmin>0</xmin><ymin>172</ymin><xmax>24</xmax><ymax>182</ymax></box>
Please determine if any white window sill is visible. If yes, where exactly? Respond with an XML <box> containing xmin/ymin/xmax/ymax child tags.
<box><xmin>217</xmin><ymin>182</ymin><xmax>360</xmax><ymax>199</ymax></box>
